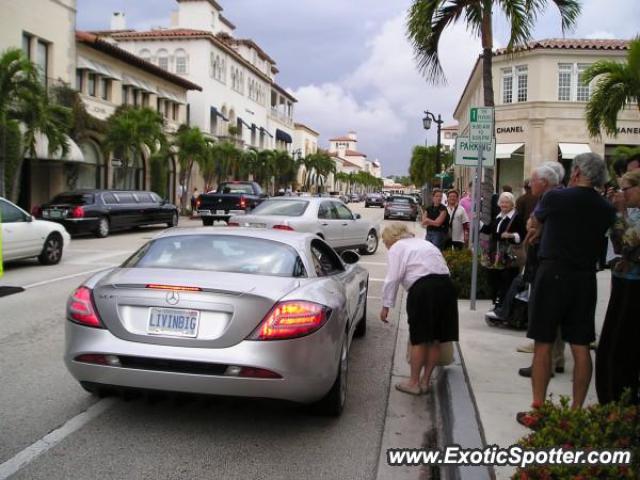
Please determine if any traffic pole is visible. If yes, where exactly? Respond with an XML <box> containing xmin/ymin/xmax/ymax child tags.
<box><xmin>470</xmin><ymin>144</ymin><xmax>484</xmax><ymax>311</ymax></box>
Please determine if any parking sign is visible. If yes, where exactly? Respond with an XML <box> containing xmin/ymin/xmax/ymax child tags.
<box><xmin>469</xmin><ymin>107</ymin><xmax>494</xmax><ymax>145</ymax></box>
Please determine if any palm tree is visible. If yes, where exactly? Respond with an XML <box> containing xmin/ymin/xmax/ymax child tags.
<box><xmin>0</xmin><ymin>48</ymin><xmax>71</xmax><ymax>199</ymax></box>
<box><xmin>210</xmin><ymin>141</ymin><xmax>241</xmax><ymax>186</ymax></box>
<box><xmin>104</xmin><ymin>106</ymin><xmax>166</xmax><ymax>191</ymax></box>
<box><xmin>407</xmin><ymin>0</ymin><xmax>580</xmax><ymax>106</ymax></box>
<box><xmin>271</xmin><ymin>150</ymin><xmax>298</xmax><ymax>192</ymax></box>
<box><xmin>308</xmin><ymin>151</ymin><xmax>336</xmax><ymax>193</ymax></box>
<box><xmin>173</xmin><ymin>124</ymin><xmax>207</xmax><ymax>210</ymax></box>
<box><xmin>583</xmin><ymin>37</ymin><xmax>640</xmax><ymax>138</ymax></box>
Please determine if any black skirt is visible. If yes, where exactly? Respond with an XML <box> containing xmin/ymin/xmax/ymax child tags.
<box><xmin>406</xmin><ymin>274</ymin><xmax>459</xmax><ymax>345</ymax></box>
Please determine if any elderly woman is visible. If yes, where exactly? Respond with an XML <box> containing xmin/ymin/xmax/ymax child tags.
<box><xmin>379</xmin><ymin>223</ymin><xmax>459</xmax><ymax>395</ymax></box>
<box><xmin>480</xmin><ymin>192</ymin><xmax>526</xmax><ymax>318</ymax></box>
<box><xmin>596</xmin><ymin>169</ymin><xmax>640</xmax><ymax>404</ymax></box>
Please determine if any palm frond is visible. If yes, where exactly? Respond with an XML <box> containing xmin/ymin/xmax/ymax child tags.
<box><xmin>524</xmin><ymin>0</ymin><xmax>581</xmax><ymax>34</ymax></box>
<box><xmin>497</xmin><ymin>0</ymin><xmax>532</xmax><ymax>50</ymax></box>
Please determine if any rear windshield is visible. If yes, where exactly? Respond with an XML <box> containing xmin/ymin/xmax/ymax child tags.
<box><xmin>122</xmin><ymin>235</ymin><xmax>306</xmax><ymax>278</ymax></box>
<box><xmin>389</xmin><ymin>197</ymin><xmax>411</xmax><ymax>204</ymax></box>
<box><xmin>219</xmin><ymin>183</ymin><xmax>257</xmax><ymax>195</ymax></box>
<box><xmin>50</xmin><ymin>193</ymin><xmax>94</xmax><ymax>205</ymax></box>
<box><xmin>251</xmin><ymin>200</ymin><xmax>309</xmax><ymax>217</ymax></box>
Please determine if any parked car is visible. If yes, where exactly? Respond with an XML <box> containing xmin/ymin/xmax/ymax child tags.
<box><xmin>384</xmin><ymin>196</ymin><xmax>419</xmax><ymax>221</ymax></box>
<box><xmin>1</xmin><ymin>196</ymin><xmax>71</xmax><ymax>265</ymax></box>
<box><xmin>229</xmin><ymin>197</ymin><xmax>380</xmax><ymax>255</ymax></box>
<box><xmin>33</xmin><ymin>190</ymin><xmax>178</xmax><ymax>238</ymax></box>
<box><xmin>197</xmin><ymin>181</ymin><xmax>267</xmax><ymax>226</ymax></box>
<box><xmin>364</xmin><ymin>193</ymin><xmax>384</xmax><ymax>208</ymax></box>
<box><xmin>64</xmin><ymin>228</ymin><xmax>368</xmax><ymax>415</ymax></box>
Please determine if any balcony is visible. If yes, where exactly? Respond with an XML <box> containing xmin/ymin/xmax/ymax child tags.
<box><xmin>269</xmin><ymin>107</ymin><xmax>293</xmax><ymax>127</ymax></box>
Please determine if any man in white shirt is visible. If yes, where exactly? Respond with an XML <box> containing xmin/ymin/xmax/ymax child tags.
<box><xmin>445</xmin><ymin>190</ymin><xmax>470</xmax><ymax>250</ymax></box>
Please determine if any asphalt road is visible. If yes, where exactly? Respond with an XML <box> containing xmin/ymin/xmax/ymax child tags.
<box><xmin>0</xmin><ymin>202</ymin><xmax>415</xmax><ymax>480</ymax></box>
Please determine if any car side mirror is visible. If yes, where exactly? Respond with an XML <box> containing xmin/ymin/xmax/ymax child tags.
<box><xmin>26</xmin><ymin>214</ymin><xmax>33</xmax><ymax>222</ymax></box>
<box><xmin>341</xmin><ymin>250</ymin><xmax>360</xmax><ymax>265</ymax></box>
<box><xmin>354</xmin><ymin>213</ymin><xmax>361</xmax><ymax>220</ymax></box>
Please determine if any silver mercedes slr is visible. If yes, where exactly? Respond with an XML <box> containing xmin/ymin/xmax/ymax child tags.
<box><xmin>64</xmin><ymin>228</ymin><xmax>369</xmax><ymax>415</ymax></box>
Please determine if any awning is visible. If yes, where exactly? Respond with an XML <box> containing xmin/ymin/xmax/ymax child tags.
<box><xmin>122</xmin><ymin>75</ymin><xmax>156</xmax><ymax>94</ymax></box>
<box><xmin>237</xmin><ymin>117</ymin><xmax>253</xmax><ymax>129</ymax></box>
<box><xmin>558</xmin><ymin>143</ymin><xmax>591</xmax><ymax>160</ymax></box>
<box><xmin>495</xmin><ymin>143</ymin><xmax>525</xmax><ymax>159</ymax></box>
<box><xmin>27</xmin><ymin>133</ymin><xmax>84</xmax><ymax>163</ymax></box>
<box><xmin>211</xmin><ymin>107</ymin><xmax>228</xmax><ymax>122</ymax></box>
<box><xmin>260</xmin><ymin>127</ymin><xmax>273</xmax><ymax>138</ymax></box>
<box><xmin>158</xmin><ymin>89</ymin><xmax>184</xmax><ymax>104</ymax></box>
<box><xmin>275</xmin><ymin>128</ymin><xmax>292</xmax><ymax>144</ymax></box>
<box><xmin>77</xmin><ymin>57</ymin><xmax>121</xmax><ymax>80</ymax></box>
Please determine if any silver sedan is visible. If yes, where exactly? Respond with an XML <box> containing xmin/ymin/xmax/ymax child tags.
<box><xmin>229</xmin><ymin>197</ymin><xmax>380</xmax><ymax>255</ymax></box>
<box><xmin>64</xmin><ymin>228</ymin><xmax>369</xmax><ymax>416</ymax></box>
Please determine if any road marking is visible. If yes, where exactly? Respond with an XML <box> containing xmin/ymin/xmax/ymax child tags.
<box><xmin>369</xmin><ymin>278</ymin><xmax>385</xmax><ymax>282</ymax></box>
<box><xmin>0</xmin><ymin>399</ymin><xmax>116</xmax><ymax>480</ymax></box>
<box><xmin>23</xmin><ymin>265</ymin><xmax>119</xmax><ymax>290</ymax></box>
<box><xmin>359</xmin><ymin>262</ymin><xmax>387</xmax><ymax>266</ymax></box>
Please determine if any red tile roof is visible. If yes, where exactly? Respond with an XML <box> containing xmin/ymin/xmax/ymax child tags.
<box><xmin>495</xmin><ymin>38</ymin><xmax>629</xmax><ymax>55</ymax></box>
<box><xmin>328</xmin><ymin>154</ymin><xmax>360</xmax><ymax>169</ymax></box>
<box><xmin>329</xmin><ymin>136</ymin><xmax>354</xmax><ymax>142</ymax></box>
<box><xmin>110</xmin><ymin>28</ymin><xmax>213</xmax><ymax>40</ymax></box>
<box><xmin>76</xmin><ymin>31</ymin><xmax>202</xmax><ymax>91</ymax></box>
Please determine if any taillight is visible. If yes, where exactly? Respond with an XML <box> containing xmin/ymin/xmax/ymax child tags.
<box><xmin>31</xmin><ymin>205</ymin><xmax>42</xmax><ymax>217</ymax></box>
<box><xmin>272</xmin><ymin>224</ymin><xmax>294</xmax><ymax>231</ymax></box>
<box><xmin>75</xmin><ymin>354</ymin><xmax>121</xmax><ymax>366</ymax></box>
<box><xmin>227</xmin><ymin>221</ymin><xmax>240</xmax><ymax>227</ymax></box>
<box><xmin>224</xmin><ymin>366</ymin><xmax>282</xmax><ymax>378</ymax></box>
<box><xmin>67</xmin><ymin>287</ymin><xmax>104</xmax><ymax>328</ymax></box>
<box><xmin>248</xmin><ymin>301</ymin><xmax>330</xmax><ymax>341</ymax></box>
<box><xmin>71</xmin><ymin>206</ymin><xmax>85</xmax><ymax>218</ymax></box>
<box><xmin>239</xmin><ymin>196</ymin><xmax>247</xmax><ymax>209</ymax></box>
<box><xmin>146</xmin><ymin>284</ymin><xmax>202</xmax><ymax>292</ymax></box>
<box><xmin>196</xmin><ymin>199</ymin><xmax>201</xmax><ymax>208</ymax></box>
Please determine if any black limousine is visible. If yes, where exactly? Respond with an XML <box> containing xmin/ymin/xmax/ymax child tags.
<box><xmin>33</xmin><ymin>190</ymin><xmax>179</xmax><ymax>238</ymax></box>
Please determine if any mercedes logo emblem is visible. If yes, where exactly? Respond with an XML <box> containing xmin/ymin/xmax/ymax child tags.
<box><xmin>166</xmin><ymin>291</ymin><xmax>180</xmax><ymax>305</ymax></box>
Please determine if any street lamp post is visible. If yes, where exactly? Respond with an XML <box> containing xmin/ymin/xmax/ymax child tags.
<box><xmin>422</xmin><ymin>110</ymin><xmax>444</xmax><ymax>178</ymax></box>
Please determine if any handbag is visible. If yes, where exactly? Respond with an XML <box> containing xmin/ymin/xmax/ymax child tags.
<box><xmin>406</xmin><ymin>340</ymin><xmax>454</xmax><ymax>366</ymax></box>
<box><xmin>481</xmin><ymin>214</ymin><xmax>524</xmax><ymax>269</ymax></box>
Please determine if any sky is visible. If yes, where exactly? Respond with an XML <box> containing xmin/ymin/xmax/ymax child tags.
<box><xmin>77</xmin><ymin>0</ymin><xmax>640</xmax><ymax>176</ymax></box>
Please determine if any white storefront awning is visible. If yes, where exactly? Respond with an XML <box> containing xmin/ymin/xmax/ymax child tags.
<box><xmin>122</xmin><ymin>76</ymin><xmax>157</xmax><ymax>94</ymax></box>
<box><xmin>27</xmin><ymin>133</ymin><xmax>84</xmax><ymax>163</ymax></box>
<box><xmin>559</xmin><ymin>143</ymin><xmax>592</xmax><ymax>160</ymax></box>
<box><xmin>77</xmin><ymin>57</ymin><xmax>122</xmax><ymax>81</ymax></box>
<box><xmin>496</xmin><ymin>143</ymin><xmax>525</xmax><ymax>159</ymax></box>
<box><xmin>158</xmin><ymin>89</ymin><xmax>184</xmax><ymax>104</ymax></box>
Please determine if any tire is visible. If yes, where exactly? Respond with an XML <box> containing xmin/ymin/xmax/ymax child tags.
<box><xmin>167</xmin><ymin>212</ymin><xmax>179</xmax><ymax>228</ymax></box>
<box><xmin>354</xmin><ymin>281</ymin><xmax>368</xmax><ymax>338</ymax></box>
<box><xmin>359</xmin><ymin>230</ymin><xmax>378</xmax><ymax>255</ymax></box>
<box><xmin>365</xmin><ymin>204</ymin><xmax>369</xmax><ymax>208</ymax></box>
<box><xmin>202</xmin><ymin>217</ymin><xmax>214</xmax><ymax>226</ymax></box>
<box><xmin>95</xmin><ymin>217</ymin><xmax>110</xmax><ymax>238</ymax></box>
<box><xmin>38</xmin><ymin>233</ymin><xmax>63</xmax><ymax>265</ymax></box>
<box><xmin>80</xmin><ymin>381</ymin><xmax>112</xmax><ymax>398</ymax></box>
<box><xmin>313</xmin><ymin>335</ymin><xmax>348</xmax><ymax>416</ymax></box>
<box><xmin>383</xmin><ymin>214</ymin><xmax>389</xmax><ymax>220</ymax></box>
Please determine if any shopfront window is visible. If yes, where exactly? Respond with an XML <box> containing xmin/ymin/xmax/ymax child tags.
<box><xmin>112</xmin><ymin>151</ymin><xmax>144</xmax><ymax>190</ymax></box>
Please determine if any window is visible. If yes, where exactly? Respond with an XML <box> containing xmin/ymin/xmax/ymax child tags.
<box><xmin>102</xmin><ymin>193</ymin><xmax>117</xmax><ymax>205</ymax></box>
<box><xmin>142</xmin><ymin>92</ymin><xmax>149</xmax><ymax>108</ymax></box>
<box><xmin>576</xmin><ymin>64</ymin><xmax>591</xmax><ymax>102</ymax></box>
<box><xmin>333</xmin><ymin>202</ymin><xmax>354</xmax><ymax>220</ymax></box>
<box><xmin>516</xmin><ymin>65</ymin><xmax>528</xmax><ymax>102</ymax></box>
<box><xmin>115</xmin><ymin>193</ymin><xmax>134</xmax><ymax>203</ymax></box>
<box><xmin>175</xmin><ymin>50</ymin><xmax>187</xmax><ymax>74</ymax></box>
<box><xmin>101</xmin><ymin>78</ymin><xmax>110</xmax><ymax>100</ymax></box>
<box><xmin>310</xmin><ymin>239</ymin><xmax>344</xmax><ymax>276</ymax></box>
<box><xmin>22</xmin><ymin>33</ymin><xmax>32</xmax><ymax>59</ymax></box>
<box><xmin>36</xmin><ymin>40</ymin><xmax>48</xmax><ymax>84</ymax></box>
<box><xmin>133</xmin><ymin>89</ymin><xmax>139</xmax><ymax>107</ymax></box>
<box><xmin>88</xmin><ymin>73</ymin><xmax>96</xmax><ymax>97</ymax></box>
<box><xmin>139</xmin><ymin>49</ymin><xmax>151</xmax><ymax>62</ymax></box>
<box><xmin>172</xmin><ymin>103</ymin><xmax>179</xmax><ymax>121</ymax></box>
<box><xmin>318</xmin><ymin>201</ymin><xmax>336</xmax><ymax>220</ymax></box>
<box><xmin>558</xmin><ymin>63</ymin><xmax>572</xmax><ymax>101</ymax></box>
<box><xmin>0</xmin><ymin>199</ymin><xmax>28</xmax><ymax>223</ymax></box>
<box><xmin>502</xmin><ymin>68</ymin><xmax>513</xmax><ymax>104</ymax></box>
<box><xmin>157</xmin><ymin>97</ymin><xmax>162</xmax><ymax>112</ymax></box>
<box><xmin>157</xmin><ymin>49</ymin><xmax>169</xmax><ymax>71</ymax></box>
<box><xmin>76</xmin><ymin>69</ymin><xmax>84</xmax><ymax>92</ymax></box>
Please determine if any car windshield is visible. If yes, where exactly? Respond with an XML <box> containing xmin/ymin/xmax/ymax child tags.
<box><xmin>50</xmin><ymin>193</ymin><xmax>94</xmax><ymax>205</ymax></box>
<box><xmin>389</xmin><ymin>197</ymin><xmax>411</xmax><ymax>204</ymax></box>
<box><xmin>251</xmin><ymin>200</ymin><xmax>309</xmax><ymax>217</ymax></box>
<box><xmin>122</xmin><ymin>235</ymin><xmax>306</xmax><ymax>278</ymax></box>
<box><xmin>219</xmin><ymin>183</ymin><xmax>256</xmax><ymax>194</ymax></box>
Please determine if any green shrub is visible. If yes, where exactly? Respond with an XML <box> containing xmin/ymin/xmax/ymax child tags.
<box><xmin>442</xmin><ymin>248</ymin><xmax>491</xmax><ymax>299</ymax></box>
<box><xmin>513</xmin><ymin>395</ymin><xmax>639</xmax><ymax>479</ymax></box>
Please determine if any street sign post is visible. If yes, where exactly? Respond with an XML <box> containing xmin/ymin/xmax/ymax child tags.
<box><xmin>454</xmin><ymin>137</ymin><xmax>495</xmax><ymax>167</ymax></box>
<box><xmin>467</xmin><ymin>106</ymin><xmax>494</xmax><ymax>311</ymax></box>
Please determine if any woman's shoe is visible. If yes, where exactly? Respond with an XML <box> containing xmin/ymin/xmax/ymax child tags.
<box><xmin>516</xmin><ymin>410</ymin><xmax>543</xmax><ymax>430</ymax></box>
<box><xmin>395</xmin><ymin>382</ymin><xmax>422</xmax><ymax>396</ymax></box>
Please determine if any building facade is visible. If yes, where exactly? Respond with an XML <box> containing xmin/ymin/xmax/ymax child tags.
<box><xmin>453</xmin><ymin>39</ymin><xmax>638</xmax><ymax>193</ymax></box>
<box><xmin>102</xmin><ymin>0</ymin><xmax>297</xmax><ymax>153</ymax></box>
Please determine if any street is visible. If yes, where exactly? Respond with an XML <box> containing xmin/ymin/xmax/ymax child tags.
<box><xmin>0</xmin><ymin>203</ymin><xmax>412</xmax><ymax>480</ymax></box>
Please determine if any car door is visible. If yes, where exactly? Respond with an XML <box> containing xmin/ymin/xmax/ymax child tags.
<box><xmin>135</xmin><ymin>192</ymin><xmax>159</xmax><ymax>225</ymax></box>
<box><xmin>332</xmin><ymin>202</ymin><xmax>363</xmax><ymax>247</ymax></box>
<box><xmin>113</xmin><ymin>192</ymin><xmax>139</xmax><ymax>228</ymax></box>
<box><xmin>0</xmin><ymin>198</ymin><xmax>39</xmax><ymax>260</ymax></box>
<box><xmin>316</xmin><ymin>201</ymin><xmax>345</xmax><ymax>248</ymax></box>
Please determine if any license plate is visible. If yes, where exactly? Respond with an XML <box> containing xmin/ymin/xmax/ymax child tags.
<box><xmin>49</xmin><ymin>210</ymin><xmax>63</xmax><ymax>219</ymax></box>
<box><xmin>147</xmin><ymin>308</ymin><xmax>200</xmax><ymax>338</ymax></box>
<box><xmin>199</xmin><ymin>210</ymin><xmax>211</xmax><ymax>216</ymax></box>
<box><xmin>249</xmin><ymin>223</ymin><xmax>267</xmax><ymax>228</ymax></box>
<box><xmin>216</xmin><ymin>210</ymin><xmax>226</xmax><ymax>215</ymax></box>
<box><xmin>230</xmin><ymin>210</ymin><xmax>245</xmax><ymax>215</ymax></box>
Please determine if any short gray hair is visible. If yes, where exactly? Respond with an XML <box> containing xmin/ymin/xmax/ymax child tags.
<box><xmin>498</xmin><ymin>191</ymin><xmax>515</xmax><ymax>207</ymax></box>
<box><xmin>533</xmin><ymin>164</ymin><xmax>560</xmax><ymax>186</ymax></box>
<box><xmin>572</xmin><ymin>153</ymin><xmax>607</xmax><ymax>188</ymax></box>
<box><xmin>542</xmin><ymin>161</ymin><xmax>565</xmax><ymax>185</ymax></box>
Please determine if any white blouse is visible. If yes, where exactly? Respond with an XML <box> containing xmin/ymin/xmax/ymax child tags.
<box><xmin>382</xmin><ymin>237</ymin><xmax>450</xmax><ymax>308</ymax></box>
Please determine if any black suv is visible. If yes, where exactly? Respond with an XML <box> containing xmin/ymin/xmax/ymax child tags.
<box><xmin>33</xmin><ymin>190</ymin><xmax>179</xmax><ymax>238</ymax></box>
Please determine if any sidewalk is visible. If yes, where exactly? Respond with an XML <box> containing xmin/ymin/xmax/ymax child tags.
<box><xmin>457</xmin><ymin>270</ymin><xmax>611</xmax><ymax>479</ymax></box>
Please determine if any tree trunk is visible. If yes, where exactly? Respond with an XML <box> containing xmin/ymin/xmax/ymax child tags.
<box><xmin>480</xmin><ymin>2</ymin><xmax>495</xmax><ymax>224</ymax></box>
<box><xmin>0</xmin><ymin>119</ymin><xmax>6</xmax><ymax>198</ymax></box>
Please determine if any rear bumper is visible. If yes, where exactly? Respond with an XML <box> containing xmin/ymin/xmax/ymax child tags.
<box><xmin>198</xmin><ymin>210</ymin><xmax>246</xmax><ymax>221</ymax></box>
<box><xmin>47</xmin><ymin>218</ymin><xmax>100</xmax><ymax>235</ymax></box>
<box><xmin>385</xmin><ymin>210</ymin><xmax>415</xmax><ymax>218</ymax></box>
<box><xmin>64</xmin><ymin>319</ymin><xmax>341</xmax><ymax>404</ymax></box>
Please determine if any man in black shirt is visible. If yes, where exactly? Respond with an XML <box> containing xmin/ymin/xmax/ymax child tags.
<box><xmin>518</xmin><ymin>153</ymin><xmax>616</xmax><ymax>428</ymax></box>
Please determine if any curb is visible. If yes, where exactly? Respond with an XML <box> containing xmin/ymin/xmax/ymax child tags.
<box><xmin>434</xmin><ymin>343</ymin><xmax>494</xmax><ymax>480</ymax></box>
